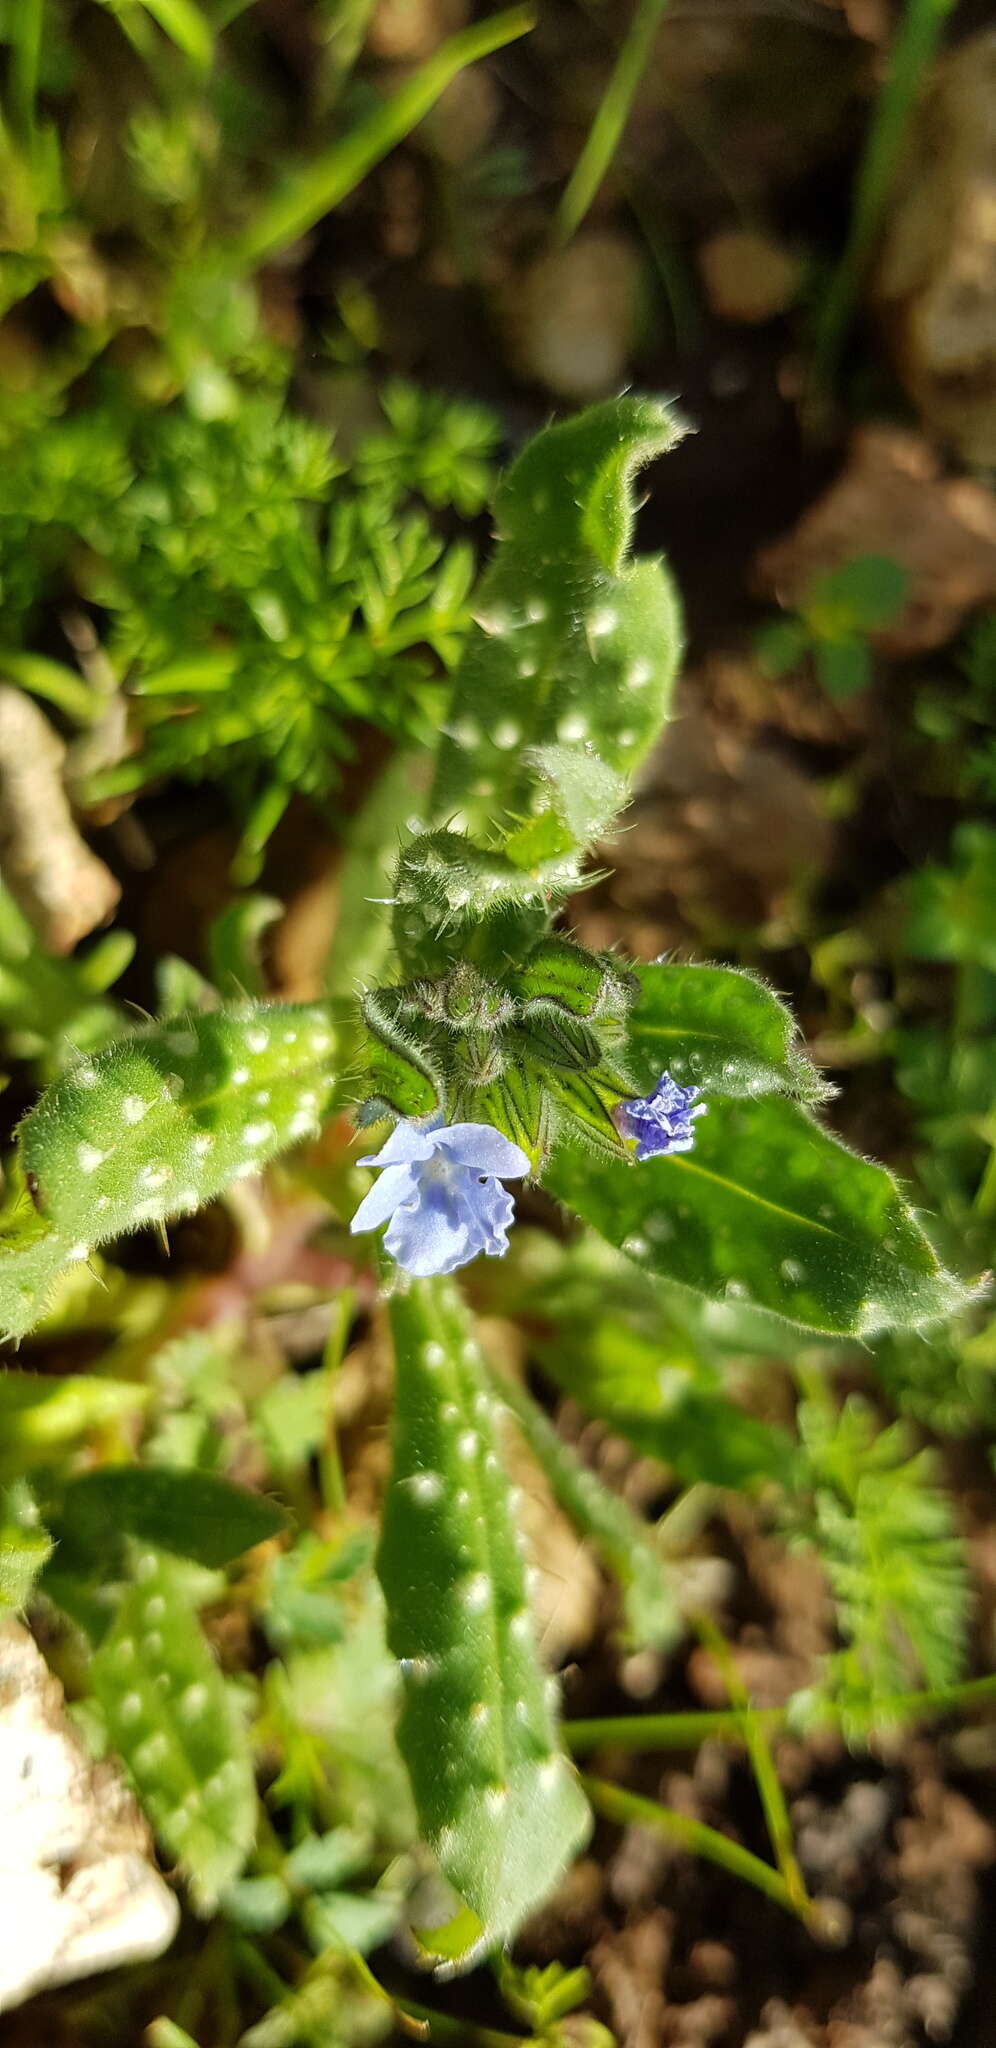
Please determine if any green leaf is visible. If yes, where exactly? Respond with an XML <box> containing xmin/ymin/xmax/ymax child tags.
<box><xmin>284</xmin><ymin>1827</ymin><xmax>369</xmax><ymax>1891</ymax></box>
<box><xmin>377</xmin><ymin>1277</ymin><xmax>590</xmax><ymax>1965</ymax></box>
<box><xmin>814</xmin><ymin>637</ymin><xmax>872</xmax><ymax>699</ymax></box>
<box><xmin>0</xmin><ymin>1221</ymin><xmax>87</xmax><ymax>1343</ymax></box>
<box><xmin>208</xmin><ymin>894</ymin><xmax>283</xmax><ymax>999</ymax></box>
<box><xmin>220</xmin><ymin>1875</ymin><xmax>290</xmax><ymax>1933</ymax></box>
<box><xmin>494</xmin><ymin>1231</ymin><xmax>798</xmax><ymax>1491</ymax></box>
<box><xmin>903</xmin><ymin>823</ymin><xmax>996</xmax><ymax>972</ymax></box>
<box><xmin>147</xmin><ymin>2024</ymin><xmax>203</xmax><ymax>2048</ymax></box>
<box><xmin>756</xmin><ymin>616</ymin><xmax>809</xmax><ymax>678</ymax></box>
<box><xmin>626</xmin><ymin>961</ymin><xmax>829</xmax><ymax>1103</ymax></box>
<box><xmin>0</xmin><ymin>1515</ymin><xmax>52</xmax><ymax>1610</ymax></box>
<box><xmin>555</xmin><ymin>0</ymin><xmax>670</xmax><ymax>241</ymax></box>
<box><xmin>137</xmin><ymin>0</ymin><xmax>213</xmax><ymax>70</ymax></box>
<box><xmin>524</xmin><ymin>743</ymin><xmax>627</xmax><ymax>850</ymax></box>
<box><xmin>56</xmin><ymin>1468</ymin><xmax>287</xmax><ymax>1571</ymax></box>
<box><xmin>808</xmin><ymin>554</ymin><xmax>908</xmax><ymax>634</ymax></box>
<box><xmin>90</xmin><ymin>1550</ymin><xmax>256</xmax><ymax>1912</ymax></box>
<box><xmin>794</xmin><ymin>1397</ymin><xmax>968</xmax><ymax>1732</ymax></box>
<box><xmin>390</xmin><ymin>829</ymin><xmax>580</xmax><ymax>980</ymax></box>
<box><xmin>547</xmin><ymin>1095</ymin><xmax>970</xmax><ymax>1338</ymax></box>
<box><xmin>324</xmin><ymin>753</ymin><xmax>432</xmax><ymax>1006</ymax></box>
<box><xmin>432</xmin><ymin>395</ymin><xmax>685</xmax><ymax>838</ymax></box>
<box><xmin>0</xmin><ymin>1368</ymin><xmax>148</xmax><ymax>1475</ymax></box>
<box><xmin>535</xmin><ymin>1325</ymin><xmax>797</xmax><ymax>1492</ymax></box>
<box><xmin>302</xmin><ymin>1886</ymin><xmax>401</xmax><ymax>1955</ymax></box>
<box><xmin>15</xmin><ymin>1001</ymin><xmax>337</xmax><ymax>1256</ymax></box>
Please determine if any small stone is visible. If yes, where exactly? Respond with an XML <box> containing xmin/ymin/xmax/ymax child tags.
<box><xmin>502</xmin><ymin>232</ymin><xmax>645</xmax><ymax>402</ymax></box>
<box><xmin>698</xmin><ymin>227</ymin><xmax>803</xmax><ymax>324</ymax></box>
<box><xmin>420</xmin><ymin>67</ymin><xmax>498</xmax><ymax>166</ymax></box>
<box><xmin>756</xmin><ymin>423</ymin><xmax>996</xmax><ymax>654</ymax></box>
<box><xmin>366</xmin><ymin>0</ymin><xmax>468</xmax><ymax>63</ymax></box>
<box><xmin>689</xmin><ymin>1939</ymin><xmax>737</xmax><ymax>1990</ymax></box>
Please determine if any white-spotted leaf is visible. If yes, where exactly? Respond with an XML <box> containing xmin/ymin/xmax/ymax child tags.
<box><xmin>548</xmin><ymin>1095</ymin><xmax>971</xmax><ymax>1338</ymax></box>
<box><xmin>90</xmin><ymin>1550</ymin><xmax>256</xmax><ymax>1913</ymax></box>
<box><xmin>377</xmin><ymin>1277</ymin><xmax>590</xmax><ymax>1965</ymax></box>
<box><xmin>13</xmin><ymin>1001</ymin><xmax>337</xmax><ymax>1263</ymax></box>
<box><xmin>431</xmin><ymin>396</ymin><xmax>684</xmax><ymax>837</ymax></box>
<box><xmin>626</xmin><ymin>962</ymin><xmax>830</xmax><ymax>1103</ymax></box>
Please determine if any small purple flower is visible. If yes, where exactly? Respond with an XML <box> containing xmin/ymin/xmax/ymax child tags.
<box><xmin>350</xmin><ymin>1119</ymin><xmax>530</xmax><ymax>1277</ymax></box>
<box><xmin>613</xmin><ymin>1070</ymin><xmax>707</xmax><ymax>1161</ymax></box>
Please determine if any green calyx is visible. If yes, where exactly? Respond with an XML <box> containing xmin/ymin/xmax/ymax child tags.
<box><xmin>360</xmin><ymin>940</ymin><xmax>637</xmax><ymax>1166</ymax></box>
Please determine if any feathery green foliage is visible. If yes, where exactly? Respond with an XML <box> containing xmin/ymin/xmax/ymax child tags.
<box><xmin>793</xmin><ymin>1398</ymin><xmax>969</xmax><ymax>1732</ymax></box>
<box><xmin>1</xmin><ymin>377</ymin><xmax>496</xmax><ymax>864</ymax></box>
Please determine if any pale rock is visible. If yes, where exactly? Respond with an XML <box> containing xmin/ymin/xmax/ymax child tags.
<box><xmin>367</xmin><ymin>0</ymin><xmax>468</xmax><ymax>64</ymax></box>
<box><xmin>757</xmin><ymin>424</ymin><xmax>996</xmax><ymax>654</ymax></box>
<box><xmin>698</xmin><ymin>227</ymin><xmax>802</xmax><ymax>324</ymax></box>
<box><xmin>0</xmin><ymin>687</ymin><xmax>120</xmax><ymax>953</ymax></box>
<box><xmin>503</xmin><ymin>232</ymin><xmax>645</xmax><ymax>402</ymax></box>
<box><xmin>419</xmin><ymin>67</ymin><xmax>499</xmax><ymax>166</ymax></box>
<box><xmin>0</xmin><ymin>1618</ymin><xmax>178</xmax><ymax>2012</ymax></box>
<box><xmin>874</xmin><ymin>29</ymin><xmax>996</xmax><ymax>465</ymax></box>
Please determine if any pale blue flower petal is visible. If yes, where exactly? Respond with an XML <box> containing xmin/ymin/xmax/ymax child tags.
<box><xmin>470</xmin><ymin>1178</ymin><xmax>516</xmax><ymax>1253</ymax></box>
<box><xmin>358</xmin><ymin>1122</ymin><xmax>438</xmax><ymax>1169</ymax></box>
<box><xmin>350</xmin><ymin>1116</ymin><xmax>527</xmax><ymax>1276</ymax></box>
<box><xmin>433</xmin><ymin>1123</ymin><xmax>531</xmax><ymax>1177</ymax></box>
<box><xmin>350</xmin><ymin>1163</ymin><xmax>420</xmax><ymax>1233</ymax></box>
<box><xmin>384</xmin><ymin>1185</ymin><xmax>473</xmax><ymax>1277</ymax></box>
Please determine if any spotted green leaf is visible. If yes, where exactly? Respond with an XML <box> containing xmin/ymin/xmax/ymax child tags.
<box><xmin>16</xmin><ymin>1001</ymin><xmax>337</xmax><ymax>1254</ymax></box>
<box><xmin>626</xmin><ymin>961</ymin><xmax>830</xmax><ymax>1103</ymax></box>
<box><xmin>0</xmin><ymin>1222</ymin><xmax>95</xmax><ymax>1345</ymax></box>
<box><xmin>391</xmin><ymin>829</ymin><xmax>577</xmax><ymax>981</ymax></box>
<box><xmin>377</xmin><ymin>1277</ymin><xmax>591</xmax><ymax>1965</ymax></box>
<box><xmin>90</xmin><ymin>1550</ymin><xmax>256</xmax><ymax>1912</ymax></box>
<box><xmin>431</xmin><ymin>396</ymin><xmax>685</xmax><ymax>837</ymax></box>
<box><xmin>547</xmin><ymin>1096</ymin><xmax>971</xmax><ymax>1338</ymax></box>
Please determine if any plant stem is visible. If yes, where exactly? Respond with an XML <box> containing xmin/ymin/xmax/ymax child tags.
<box><xmin>581</xmin><ymin>1774</ymin><xmax>815</xmax><ymax>1925</ymax></box>
<box><xmin>556</xmin><ymin>0</ymin><xmax>669</xmax><ymax>243</ymax></box>
<box><xmin>694</xmin><ymin>1612</ymin><xmax>811</xmax><ymax>1918</ymax></box>
<box><xmin>566</xmin><ymin>1705</ymin><xmax>782</xmax><ymax>1752</ymax></box>
<box><xmin>392</xmin><ymin>2000</ymin><xmax>531</xmax><ymax>2047</ymax></box>
<box><xmin>564</xmin><ymin>1670</ymin><xmax>996</xmax><ymax>1754</ymax></box>
<box><xmin>813</xmin><ymin>0</ymin><xmax>955</xmax><ymax>394</ymax></box>
<box><xmin>9</xmin><ymin>0</ymin><xmax>44</xmax><ymax>139</ymax></box>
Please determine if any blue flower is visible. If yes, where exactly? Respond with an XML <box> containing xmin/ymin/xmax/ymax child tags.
<box><xmin>613</xmin><ymin>1070</ymin><xmax>707</xmax><ymax>1161</ymax></box>
<box><xmin>350</xmin><ymin>1119</ymin><xmax>531</xmax><ymax>1277</ymax></box>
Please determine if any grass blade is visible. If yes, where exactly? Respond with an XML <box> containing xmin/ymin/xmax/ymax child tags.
<box><xmin>232</xmin><ymin>7</ymin><xmax>534</xmax><ymax>269</ymax></box>
<box><xmin>556</xmin><ymin>0</ymin><xmax>669</xmax><ymax>243</ymax></box>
